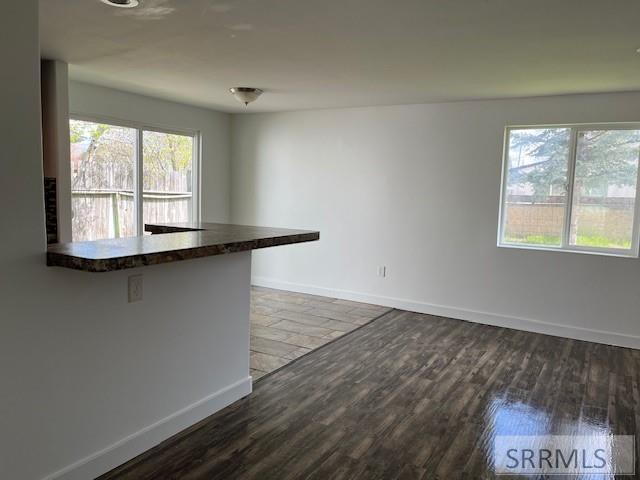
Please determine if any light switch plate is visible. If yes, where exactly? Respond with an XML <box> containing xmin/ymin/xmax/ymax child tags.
<box><xmin>128</xmin><ymin>274</ymin><xmax>143</xmax><ymax>303</ymax></box>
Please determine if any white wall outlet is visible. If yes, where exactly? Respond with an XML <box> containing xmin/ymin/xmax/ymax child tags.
<box><xmin>377</xmin><ymin>266</ymin><xmax>387</xmax><ymax>278</ymax></box>
<box><xmin>128</xmin><ymin>274</ymin><xmax>143</xmax><ymax>303</ymax></box>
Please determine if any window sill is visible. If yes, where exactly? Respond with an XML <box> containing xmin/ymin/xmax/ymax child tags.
<box><xmin>497</xmin><ymin>242</ymin><xmax>638</xmax><ymax>259</ymax></box>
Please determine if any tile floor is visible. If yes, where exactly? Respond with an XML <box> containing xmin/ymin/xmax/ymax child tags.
<box><xmin>250</xmin><ymin>286</ymin><xmax>391</xmax><ymax>380</ymax></box>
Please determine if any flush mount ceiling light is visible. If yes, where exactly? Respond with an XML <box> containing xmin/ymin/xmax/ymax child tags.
<box><xmin>100</xmin><ymin>0</ymin><xmax>140</xmax><ymax>8</ymax></box>
<box><xmin>230</xmin><ymin>87</ymin><xmax>263</xmax><ymax>106</ymax></box>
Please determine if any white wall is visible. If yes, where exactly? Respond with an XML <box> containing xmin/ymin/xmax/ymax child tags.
<box><xmin>0</xmin><ymin>3</ymin><xmax>250</xmax><ymax>480</ymax></box>
<box><xmin>69</xmin><ymin>81</ymin><xmax>231</xmax><ymax>222</ymax></box>
<box><xmin>231</xmin><ymin>93</ymin><xmax>640</xmax><ymax>348</ymax></box>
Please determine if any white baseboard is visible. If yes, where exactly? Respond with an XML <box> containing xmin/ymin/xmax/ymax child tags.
<box><xmin>44</xmin><ymin>377</ymin><xmax>253</xmax><ymax>480</ymax></box>
<box><xmin>252</xmin><ymin>276</ymin><xmax>640</xmax><ymax>350</ymax></box>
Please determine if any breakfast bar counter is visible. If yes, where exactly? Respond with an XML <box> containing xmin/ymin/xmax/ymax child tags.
<box><xmin>43</xmin><ymin>221</ymin><xmax>319</xmax><ymax>476</ymax></box>
<box><xmin>47</xmin><ymin>222</ymin><xmax>319</xmax><ymax>272</ymax></box>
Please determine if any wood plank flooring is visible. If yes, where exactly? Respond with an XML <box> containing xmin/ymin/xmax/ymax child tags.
<box><xmin>249</xmin><ymin>287</ymin><xmax>391</xmax><ymax>379</ymax></box>
<box><xmin>99</xmin><ymin>309</ymin><xmax>640</xmax><ymax>479</ymax></box>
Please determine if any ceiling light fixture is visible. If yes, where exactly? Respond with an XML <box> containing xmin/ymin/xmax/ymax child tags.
<box><xmin>100</xmin><ymin>0</ymin><xmax>140</xmax><ymax>8</ymax></box>
<box><xmin>230</xmin><ymin>87</ymin><xmax>263</xmax><ymax>106</ymax></box>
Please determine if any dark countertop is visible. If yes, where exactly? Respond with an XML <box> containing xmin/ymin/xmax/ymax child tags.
<box><xmin>47</xmin><ymin>223</ymin><xmax>319</xmax><ymax>272</ymax></box>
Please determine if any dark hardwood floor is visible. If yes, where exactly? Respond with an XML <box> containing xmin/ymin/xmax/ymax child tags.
<box><xmin>99</xmin><ymin>310</ymin><xmax>640</xmax><ymax>479</ymax></box>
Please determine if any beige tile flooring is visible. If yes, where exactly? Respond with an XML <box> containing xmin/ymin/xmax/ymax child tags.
<box><xmin>250</xmin><ymin>287</ymin><xmax>391</xmax><ymax>380</ymax></box>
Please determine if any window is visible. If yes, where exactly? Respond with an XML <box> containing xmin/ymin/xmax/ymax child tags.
<box><xmin>143</xmin><ymin>131</ymin><xmax>195</xmax><ymax>227</ymax></box>
<box><xmin>499</xmin><ymin>124</ymin><xmax>640</xmax><ymax>256</ymax></box>
<box><xmin>69</xmin><ymin>118</ymin><xmax>198</xmax><ymax>241</ymax></box>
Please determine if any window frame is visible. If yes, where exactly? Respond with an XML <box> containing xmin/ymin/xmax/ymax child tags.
<box><xmin>497</xmin><ymin>122</ymin><xmax>640</xmax><ymax>258</ymax></box>
<box><xmin>68</xmin><ymin>113</ymin><xmax>201</xmax><ymax>237</ymax></box>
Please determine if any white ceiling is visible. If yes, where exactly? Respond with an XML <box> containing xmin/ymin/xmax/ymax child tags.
<box><xmin>40</xmin><ymin>0</ymin><xmax>640</xmax><ymax>113</ymax></box>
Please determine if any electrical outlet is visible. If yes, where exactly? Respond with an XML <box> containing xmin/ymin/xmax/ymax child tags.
<box><xmin>128</xmin><ymin>275</ymin><xmax>143</xmax><ymax>303</ymax></box>
<box><xmin>377</xmin><ymin>266</ymin><xmax>387</xmax><ymax>278</ymax></box>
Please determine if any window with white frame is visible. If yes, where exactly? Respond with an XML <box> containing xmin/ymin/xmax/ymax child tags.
<box><xmin>69</xmin><ymin>118</ymin><xmax>199</xmax><ymax>242</ymax></box>
<box><xmin>498</xmin><ymin>124</ymin><xmax>640</xmax><ymax>256</ymax></box>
